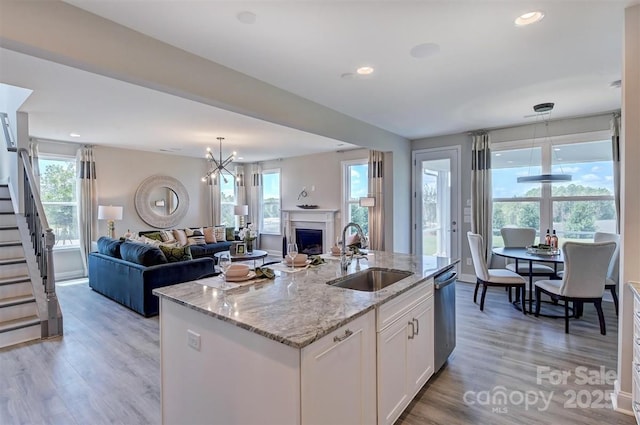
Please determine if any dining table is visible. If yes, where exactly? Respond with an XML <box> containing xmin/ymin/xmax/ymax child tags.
<box><xmin>492</xmin><ymin>247</ymin><xmax>564</xmax><ymax>315</ymax></box>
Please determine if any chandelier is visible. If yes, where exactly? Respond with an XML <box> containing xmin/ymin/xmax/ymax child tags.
<box><xmin>202</xmin><ymin>137</ymin><xmax>236</xmax><ymax>184</ymax></box>
<box><xmin>517</xmin><ymin>102</ymin><xmax>572</xmax><ymax>184</ymax></box>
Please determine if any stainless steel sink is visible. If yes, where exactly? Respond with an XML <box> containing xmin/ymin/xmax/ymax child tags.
<box><xmin>327</xmin><ymin>268</ymin><xmax>413</xmax><ymax>292</ymax></box>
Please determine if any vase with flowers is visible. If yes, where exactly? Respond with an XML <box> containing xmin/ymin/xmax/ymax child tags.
<box><xmin>239</xmin><ymin>223</ymin><xmax>257</xmax><ymax>253</ymax></box>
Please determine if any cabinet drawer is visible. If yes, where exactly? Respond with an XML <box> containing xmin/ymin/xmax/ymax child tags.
<box><xmin>377</xmin><ymin>279</ymin><xmax>433</xmax><ymax>331</ymax></box>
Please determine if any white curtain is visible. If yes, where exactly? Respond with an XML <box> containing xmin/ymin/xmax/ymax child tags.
<box><xmin>76</xmin><ymin>145</ymin><xmax>98</xmax><ymax>275</ymax></box>
<box><xmin>207</xmin><ymin>174</ymin><xmax>220</xmax><ymax>226</ymax></box>
<box><xmin>611</xmin><ymin>112</ymin><xmax>621</xmax><ymax>233</ymax></box>
<box><xmin>368</xmin><ymin>150</ymin><xmax>385</xmax><ymax>250</ymax></box>
<box><xmin>247</xmin><ymin>163</ymin><xmax>262</xmax><ymax>229</ymax></box>
<box><xmin>28</xmin><ymin>140</ymin><xmax>40</xmax><ymax>191</ymax></box>
<box><xmin>471</xmin><ymin>132</ymin><xmax>492</xmax><ymax>262</ymax></box>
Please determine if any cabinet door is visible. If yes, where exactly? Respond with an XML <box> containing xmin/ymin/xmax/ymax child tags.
<box><xmin>377</xmin><ymin>311</ymin><xmax>412</xmax><ymax>425</ymax></box>
<box><xmin>301</xmin><ymin>310</ymin><xmax>376</xmax><ymax>425</ymax></box>
<box><xmin>408</xmin><ymin>297</ymin><xmax>434</xmax><ymax>396</ymax></box>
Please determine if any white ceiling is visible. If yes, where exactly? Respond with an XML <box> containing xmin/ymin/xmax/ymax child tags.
<box><xmin>1</xmin><ymin>1</ymin><xmax>628</xmax><ymax>161</ymax></box>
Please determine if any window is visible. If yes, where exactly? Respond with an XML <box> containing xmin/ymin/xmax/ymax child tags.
<box><xmin>261</xmin><ymin>169</ymin><xmax>281</xmax><ymax>234</ymax></box>
<box><xmin>219</xmin><ymin>175</ymin><xmax>236</xmax><ymax>226</ymax></box>
<box><xmin>342</xmin><ymin>159</ymin><xmax>369</xmax><ymax>235</ymax></box>
<box><xmin>492</xmin><ymin>134</ymin><xmax>615</xmax><ymax>247</ymax></box>
<box><xmin>39</xmin><ymin>156</ymin><xmax>79</xmax><ymax>248</ymax></box>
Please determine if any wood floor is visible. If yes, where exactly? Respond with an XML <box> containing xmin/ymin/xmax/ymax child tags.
<box><xmin>0</xmin><ymin>279</ymin><xmax>634</xmax><ymax>425</ymax></box>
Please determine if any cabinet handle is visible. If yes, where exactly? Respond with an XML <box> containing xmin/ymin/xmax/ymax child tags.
<box><xmin>333</xmin><ymin>329</ymin><xmax>353</xmax><ymax>343</ymax></box>
<box><xmin>408</xmin><ymin>321</ymin><xmax>415</xmax><ymax>339</ymax></box>
<box><xmin>413</xmin><ymin>318</ymin><xmax>420</xmax><ymax>335</ymax></box>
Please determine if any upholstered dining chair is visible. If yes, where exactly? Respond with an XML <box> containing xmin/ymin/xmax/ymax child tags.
<box><xmin>500</xmin><ymin>227</ymin><xmax>556</xmax><ymax>278</ymax></box>
<box><xmin>467</xmin><ymin>232</ymin><xmax>526</xmax><ymax>314</ymax></box>
<box><xmin>534</xmin><ymin>241</ymin><xmax>616</xmax><ymax>335</ymax></box>
<box><xmin>594</xmin><ymin>232</ymin><xmax>621</xmax><ymax>316</ymax></box>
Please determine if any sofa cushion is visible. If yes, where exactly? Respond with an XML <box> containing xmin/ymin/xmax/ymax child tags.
<box><xmin>120</xmin><ymin>241</ymin><xmax>168</xmax><ymax>266</ymax></box>
<box><xmin>144</xmin><ymin>231</ymin><xmax>164</xmax><ymax>241</ymax></box>
<box><xmin>97</xmin><ymin>237</ymin><xmax>123</xmax><ymax>258</ymax></box>
<box><xmin>203</xmin><ymin>227</ymin><xmax>217</xmax><ymax>243</ymax></box>
<box><xmin>159</xmin><ymin>244</ymin><xmax>193</xmax><ymax>262</ymax></box>
<box><xmin>189</xmin><ymin>241</ymin><xmax>233</xmax><ymax>257</ymax></box>
<box><xmin>214</xmin><ymin>226</ymin><xmax>226</xmax><ymax>242</ymax></box>
<box><xmin>185</xmin><ymin>228</ymin><xmax>206</xmax><ymax>245</ymax></box>
<box><xmin>173</xmin><ymin>229</ymin><xmax>188</xmax><ymax>246</ymax></box>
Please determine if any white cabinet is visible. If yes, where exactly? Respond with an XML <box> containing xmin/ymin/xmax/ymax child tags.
<box><xmin>632</xmin><ymin>286</ymin><xmax>640</xmax><ymax>422</ymax></box>
<box><xmin>301</xmin><ymin>310</ymin><xmax>376</xmax><ymax>425</ymax></box>
<box><xmin>377</xmin><ymin>281</ymin><xmax>434</xmax><ymax>425</ymax></box>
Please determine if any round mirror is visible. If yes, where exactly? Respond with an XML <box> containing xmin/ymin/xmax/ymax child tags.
<box><xmin>148</xmin><ymin>186</ymin><xmax>179</xmax><ymax>216</ymax></box>
<box><xmin>135</xmin><ymin>175</ymin><xmax>189</xmax><ymax>228</ymax></box>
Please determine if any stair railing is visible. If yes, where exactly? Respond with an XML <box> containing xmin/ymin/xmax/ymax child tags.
<box><xmin>17</xmin><ymin>148</ymin><xmax>60</xmax><ymax>338</ymax></box>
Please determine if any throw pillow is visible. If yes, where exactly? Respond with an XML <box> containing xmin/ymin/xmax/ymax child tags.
<box><xmin>203</xmin><ymin>227</ymin><xmax>217</xmax><ymax>243</ymax></box>
<box><xmin>159</xmin><ymin>230</ymin><xmax>176</xmax><ymax>243</ymax></box>
<box><xmin>120</xmin><ymin>241</ymin><xmax>168</xmax><ymax>266</ymax></box>
<box><xmin>159</xmin><ymin>244</ymin><xmax>193</xmax><ymax>262</ymax></box>
<box><xmin>185</xmin><ymin>228</ymin><xmax>206</xmax><ymax>245</ymax></box>
<box><xmin>172</xmin><ymin>229</ymin><xmax>188</xmax><ymax>246</ymax></box>
<box><xmin>143</xmin><ymin>231</ymin><xmax>164</xmax><ymax>241</ymax></box>
<box><xmin>214</xmin><ymin>226</ymin><xmax>226</xmax><ymax>242</ymax></box>
<box><xmin>97</xmin><ymin>236</ymin><xmax>122</xmax><ymax>258</ymax></box>
<box><xmin>225</xmin><ymin>227</ymin><xmax>236</xmax><ymax>242</ymax></box>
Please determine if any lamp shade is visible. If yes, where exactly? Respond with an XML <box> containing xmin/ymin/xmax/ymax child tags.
<box><xmin>98</xmin><ymin>205</ymin><xmax>123</xmax><ymax>221</ymax></box>
<box><xmin>234</xmin><ymin>204</ymin><xmax>249</xmax><ymax>216</ymax></box>
<box><xmin>359</xmin><ymin>197</ymin><xmax>376</xmax><ymax>207</ymax></box>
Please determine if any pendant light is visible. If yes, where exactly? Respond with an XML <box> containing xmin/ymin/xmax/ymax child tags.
<box><xmin>201</xmin><ymin>137</ymin><xmax>237</xmax><ymax>184</ymax></box>
<box><xmin>517</xmin><ymin>103</ymin><xmax>572</xmax><ymax>183</ymax></box>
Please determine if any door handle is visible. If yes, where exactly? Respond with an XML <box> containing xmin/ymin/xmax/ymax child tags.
<box><xmin>408</xmin><ymin>321</ymin><xmax>415</xmax><ymax>339</ymax></box>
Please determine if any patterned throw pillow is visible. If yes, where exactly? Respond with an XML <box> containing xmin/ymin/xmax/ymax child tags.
<box><xmin>172</xmin><ymin>229</ymin><xmax>188</xmax><ymax>246</ymax></box>
<box><xmin>159</xmin><ymin>245</ymin><xmax>193</xmax><ymax>262</ymax></box>
<box><xmin>144</xmin><ymin>231</ymin><xmax>164</xmax><ymax>241</ymax></box>
<box><xmin>214</xmin><ymin>226</ymin><xmax>226</xmax><ymax>242</ymax></box>
<box><xmin>203</xmin><ymin>227</ymin><xmax>217</xmax><ymax>243</ymax></box>
<box><xmin>185</xmin><ymin>228</ymin><xmax>206</xmax><ymax>245</ymax></box>
<box><xmin>159</xmin><ymin>230</ymin><xmax>176</xmax><ymax>243</ymax></box>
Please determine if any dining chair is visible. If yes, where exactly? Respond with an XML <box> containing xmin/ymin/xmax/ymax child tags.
<box><xmin>467</xmin><ymin>232</ymin><xmax>526</xmax><ymax>314</ymax></box>
<box><xmin>534</xmin><ymin>241</ymin><xmax>616</xmax><ymax>335</ymax></box>
<box><xmin>594</xmin><ymin>232</ymin><xmax>620</xmax><ymax>316</ymax></box>
<box><xmin>500</xmin><ymin>227</ymin><xmax>556</xmax><ymax>278</ymax></box>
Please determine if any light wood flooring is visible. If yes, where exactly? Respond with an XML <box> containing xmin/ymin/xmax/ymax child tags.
<box><xmin>0</xmin><ymin>279</ymin><xmax>634</xmax><ymax>425</ymax></box>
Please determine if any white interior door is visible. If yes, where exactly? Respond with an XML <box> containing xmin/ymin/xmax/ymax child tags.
<box><xmin>413</xmin><ymin>147</ymin><xmax>460</xmax><ymax>259</ymax></box>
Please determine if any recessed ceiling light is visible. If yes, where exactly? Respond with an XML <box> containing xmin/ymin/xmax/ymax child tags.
<box><xmin>515</xmin><ymin>11</ymin><xmax>544</xmax><ymax>26</ymax></box>
<box><xmin>495</xmin><ymin>153</ymin><xmax>502</xmax><ymax>156</ymax></box>
<box><xmin>410</xmin><ymin>43</ymin><xmax>440</xmax><ymax>59</ymax></box>
<box><xmin>237</xmin><ymin>11</ymin><xmax>256</xmax><ymax>24</ymax></box>
<box><xmin>356</xmin><ymin>66</ymin><xmax>374</xmax><ymax>75</ymax></box>
<box><xmin>69</xmin><ymin>133</ymin><xmax>81</xmax><ymax>138</ymax></box>
<box><xmin>554</xmin><ymin>148</ymin><xmax>561</xmax><ymax>151</ymax></box>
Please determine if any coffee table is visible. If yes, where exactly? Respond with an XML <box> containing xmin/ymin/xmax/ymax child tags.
<box><xmin>214</xmin><ymin>249</ymin><xmax>268</xmax><ymax>269</ymax></box>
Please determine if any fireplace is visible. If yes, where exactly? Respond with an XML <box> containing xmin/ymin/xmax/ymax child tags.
<box><xmin>296</xmin><ymin>229</ymin><xmax>323</xmax><ymax>255</ymax></box>
<box><xmin>282</xmin><ymin>209</ymin><xmax>338</xmax><ymax>257</ymax></box>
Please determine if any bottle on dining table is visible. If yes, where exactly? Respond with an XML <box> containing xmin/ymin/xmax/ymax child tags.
<box><xmin>550</xmin><ymin>230</ymin><xmax>558</xmax><ymax>249</ymax></box>
<box><xmin>544</xmin><ymin>229</ymin><xmax>551</xmax><ymax>246</ymax></box>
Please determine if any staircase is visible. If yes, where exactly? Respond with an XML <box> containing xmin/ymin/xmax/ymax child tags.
<box><xmin>0</xmin><ymin>184</ymin><xmax>41</xmax><ymax>348</ymax></box>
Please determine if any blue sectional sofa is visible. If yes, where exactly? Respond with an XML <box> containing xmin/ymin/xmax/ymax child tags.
<box><xmin>88</xmin><ymin>237</ymin><xmax>215</xmax><ymax>316</ymax></box>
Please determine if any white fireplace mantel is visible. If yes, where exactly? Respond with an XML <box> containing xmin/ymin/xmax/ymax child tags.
<box><xmin>282</xmin><ymin>209</ymin><xmax>339</xmax><ymax>253</ymax></box>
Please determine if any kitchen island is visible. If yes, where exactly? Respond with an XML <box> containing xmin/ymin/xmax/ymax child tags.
<box><xmin>154</xmin><ymin>252</ymin><xmax>458</xmax><ymax>425</ymax></box>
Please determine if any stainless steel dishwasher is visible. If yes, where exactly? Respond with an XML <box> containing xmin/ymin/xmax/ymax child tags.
<box><xmin>434</xmin><ymin>266</ymin><xmax>457</xmax><ymax>373</ymax></box>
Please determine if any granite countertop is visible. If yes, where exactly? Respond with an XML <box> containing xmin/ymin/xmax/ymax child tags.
<box><xmin>153</xmin><ymin>252</ymin><xmax>459</xmax><ymax>349</ymax></box>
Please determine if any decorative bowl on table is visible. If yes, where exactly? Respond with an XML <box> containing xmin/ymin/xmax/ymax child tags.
<box><xmin>526</xmin><ymin>244</ymin><xmax>560</xmax><ymax>255</ymax></box>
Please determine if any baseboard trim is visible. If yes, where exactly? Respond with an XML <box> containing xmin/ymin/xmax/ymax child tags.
<box><xmin>612</xmin><ymin>380</ymin><xmax>634</xmax><ymax>416</ymax></box>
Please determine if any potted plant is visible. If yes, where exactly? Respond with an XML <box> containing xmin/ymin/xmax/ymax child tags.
<box><xmin>239</xmin><ymin>223</ymin><xmax>258</xmax><ymax>253</ymax></box>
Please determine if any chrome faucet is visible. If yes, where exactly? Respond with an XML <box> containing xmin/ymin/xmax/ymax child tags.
<box><xmin>340</xmin><ymin>222</ymin><xmax>368</xmax><ymax>270</ymax></box>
